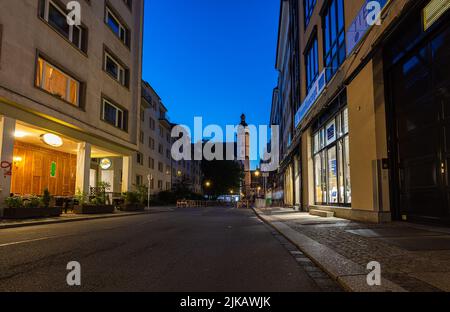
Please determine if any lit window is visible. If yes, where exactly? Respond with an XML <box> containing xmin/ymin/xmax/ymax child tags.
<box><xmin>313</xmin><ymin>106</ymin><xmax>350</xmax><ymax>205</ymax></box>
<box><xmin>36</xmin><ymin>57</ymin><xmax>80</xmax><ymax>106</ymax></box>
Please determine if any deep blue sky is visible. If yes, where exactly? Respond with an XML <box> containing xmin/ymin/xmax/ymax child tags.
<box><xmin>142</xmin><ymin>0</ymin><xmax>279</xmax><ymax>168</ymax></box>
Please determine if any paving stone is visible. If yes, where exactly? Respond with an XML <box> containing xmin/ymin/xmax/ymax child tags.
<box><xmin>307</xmin><ymin>271</ymin><xmax>329</xmax><ymax>279</ymax></box>
<box><xmin>258</xmin><ymin>211</ymin><xmax>450</xmax><ymax>291</ymax></box>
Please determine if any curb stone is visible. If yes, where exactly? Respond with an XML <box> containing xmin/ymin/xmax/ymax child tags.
<box><xmin>253</xmin><ymin>208</ymin><xmax>407</xmax><ymax>292</ymax></box>
<box><xmin>0</xmin><ymin>208</ymin><xmax>173</xmax><ymax>230</ymax></box>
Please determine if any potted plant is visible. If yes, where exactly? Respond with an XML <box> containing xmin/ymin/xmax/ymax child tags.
<box><xmin>73</xmin><ymin>185</ymin><xmax>115</xmax><ymax>215</ymax></box>
<box><xmin>3</xmin><ymin>190</ymin><xmax>62</xmax><ymax>219</ymax></box>
<box><xmin>121</xmin><ymin>191</ymin><xmax>144</xmax><ymax>211</ymax></box>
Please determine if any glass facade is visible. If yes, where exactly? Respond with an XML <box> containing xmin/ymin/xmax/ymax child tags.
<box><xmin>323</xmin><ymin>0</ymin><xmax>345</xmax><ymax>82</ymax></box>
<box><xmin>313</xmin><ymin>107</ymin><xmax>351</xmax><ymax>205</ymax></box>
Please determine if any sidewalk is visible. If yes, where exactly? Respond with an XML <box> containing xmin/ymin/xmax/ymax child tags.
<box><xmin>0</xmin><ymin>206</ymin><xmax>174</xmax><ymax>230</ymax></box>
<box><xmin>254</xmin><ymin>208</ymin><xmax>450</xmax><ymax>292</ymax></box>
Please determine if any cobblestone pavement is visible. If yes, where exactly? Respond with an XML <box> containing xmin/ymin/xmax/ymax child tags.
<box><xmin>267</xmin><ymin>226</ymin><xmax>343</xmax><ymax>292</ymax></box>
<box><xmin>258</xmin><ymin>209</ymin><xmax>450</xmax><ymax>292</ymax></box>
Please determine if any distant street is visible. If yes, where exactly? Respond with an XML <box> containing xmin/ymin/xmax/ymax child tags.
<box><xmin>0</xmin><ymin>207</ymin><xmax>323</xmax><ymax>292</ymax></box>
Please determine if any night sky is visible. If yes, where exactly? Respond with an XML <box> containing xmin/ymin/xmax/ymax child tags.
<box><xmin>142</xmin><ymin>0</ymin><xmax>280</xmax><ymax>168</ymax></box>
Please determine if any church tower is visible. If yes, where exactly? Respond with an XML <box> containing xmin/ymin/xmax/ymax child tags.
<box><xmin>238</xmin><ymin>114</ymin><xmax>251</xmax><ymax>197</ymax></box>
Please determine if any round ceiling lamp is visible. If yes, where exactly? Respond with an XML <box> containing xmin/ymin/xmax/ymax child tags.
<box><xmin>41</xmin><ymin>133</ymin><xmax>63</xmax><ymax>147</ymax></box>
<box><xmin>100</xmin><ymin>158</ymin><xmax>113</xmax><ymax>170</ymax></box>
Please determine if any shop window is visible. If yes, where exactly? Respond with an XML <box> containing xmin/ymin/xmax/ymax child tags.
<box><xmin>39</xmin><ymin>0</ymin><xmax>87</xmax><ymax>52</ymax></box>
<box><xmin>101</xmin><ymin>98</ymin><xmax>128</xmax><ymax>131</ymax></box>
<box><xmin>313</xmin><ymin>107</ymin><xmax>350</xmax><ymax>205</ymax></box>
<box><xmin>36</xmin><ymin>57</ymin><xmax>80</xmax><ymax>106</ymax></box>
<box><xmin>322</xmin><ymin>0</ymin><xmax>345</xmax><ymax>82</ymax></box>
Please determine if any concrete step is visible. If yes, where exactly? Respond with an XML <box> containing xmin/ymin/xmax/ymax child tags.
<box><xmin>309</xmin><ymin>209</ymin><xmax>334</xmax><ymax>218</ymax></box>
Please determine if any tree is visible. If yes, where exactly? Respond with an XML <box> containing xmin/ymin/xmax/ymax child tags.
<box><xmin>201</xmin><ymin>159</ymin><xmax>244</xmax><ymax>199</ymax></box>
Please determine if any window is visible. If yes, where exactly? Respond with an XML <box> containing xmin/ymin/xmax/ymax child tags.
<box><xmin>305</xmin><ymin>36</ymin><xmax>319</xmax><ymax>91</ymax></box>
<box><xmin>102</xmin><ymin>98</ymin><xmax>127</xmax><ymax>130</ymax></box>
<box><xmin>166</xmin><ymin>149</ymin><xmax>171</xmax><ymax>159</ymax></box>
<box><xmin>149</xmin><ymin>117</ymin><xmax>155</xmax><ymax>130</ymax></box>
<box><xmin>36</xmin><ymin>57</ymin><xmax>80</xmax><ymax>106</ymax></box>
<box><xmin>166</xmin><ymin>133</ymin><xmax>171</xmax><ymax>143</ymax></box>
<box><xmin>139</xmin><ymin>131</ymin><xmax>144</xmax><ymax>144</ymax></box>
<box><xmin>136</xmin><ymin>152</ymin><xmax>144</xmax><ymax>166</ymax></box>
<box><xmin>123</xmin><ymin>0</ymin><xmax>132</xmax><ymax>10</ymax></box>
<box><xmin>140</xmin><ymin>110</ymin><xmax>145</xmax><ymax>122</ymax></box>
<box><xmin>158</xmin><ymin>144</ymin><xmax>163</xmax><ymax>155</ymax></box>
<box><xmin>166</xmin><ymin>182</ymin><xmax>171</xmax><ymax>191</ymax></box>
<box><xmin>323</xmin><ymin>0</ymin><xmax>345</xmax><ymax>82</ymax></box>
<box><xmin>105</xmin><ymin>6</ymin><xmax>129</xmax><ymax>46</ymax></box>
<box><xmin>136</xmin><ymin>175</ymin><xmax>143</xmax><ymax>186</ymax></box>
<box><xmin>158</xmin><ymin>162</ymin><xmax>163</xmax><ymax>173</ymax></box>
<box><xmin>159</xmin><ymin>126</ymin><xmax>164</xmax><ymax>138</ymax></box>
<box><xmin>39</xmin><ymin>0</ymin><xmax>86</xmax><ymax>52</ymax></box>
<box><xmin>104</xmin><ymin>51</ymin><xmax>128</xmax><ymax>86</ymax></box>
<box><xmin>304</xmin><ymin>0</ymin><xmax>317</xmax><ymax>28</ymax></box>
<box><xmin>158</xmin><ymin>180</ymin><xmax>163</xmax><ymax>190</ymax></box>
<box><xmin>149</xmin><ymin>157</ymin><xmax>155</xmax><ymax>169</ymax></box>
<box><xmin>166</xmin><ymin>166</ymin><xmax>171</xmax><ymax>175</ymax></box>
<box><xmin>149</xmin><ymin>137</ymin><xmax>155</xmax><ymax>150</ymax></box>
<box><xmin>313</xmin><ymin>107</ymin><xmax>350</xmax><ymax>205</ymax></box>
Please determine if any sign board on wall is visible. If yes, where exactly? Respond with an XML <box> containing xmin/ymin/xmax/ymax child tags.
<box><xmin>346</xmin><ymin>0</ymin><xmax>389</xmax><ymax>56</ymax></box>
<box><xmin>50</xmin><ymin>161</ymin><xmax>57</xmax><ymax>178</ymax></box>
<box><xmin>295</xmin><ymin>70</ymin><xmax>326</xmax><ymax>128</ymax></box>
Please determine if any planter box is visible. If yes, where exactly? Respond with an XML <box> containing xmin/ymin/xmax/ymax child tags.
<box><xmin>74</xmin><ymin>205</ymin><xmax>115</xmax><ymax>215</ymax></box>
<box><xmin>3</xmin><ymin>207</ymin><xmax>62</xmax><ymax>219</ymax></box>
<box><xmin>121</xmin><ymin>203</ymin><xmax>145</xmax><ymax>212</ymax></box>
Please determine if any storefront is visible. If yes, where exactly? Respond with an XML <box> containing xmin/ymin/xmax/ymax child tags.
<box><xmin>311</xmin><ymin>91</ymin><xmax>351</xmax><ymax>207</ymax></box>
<box><xmin>384</xmin><ymin>0</ymin><xmax>450</xmax><ymax>224</ymax></box>
<box><xmin>0</xmin><ymin>112</ymin><xmax>135</xmax><ymax>214</ymax></box>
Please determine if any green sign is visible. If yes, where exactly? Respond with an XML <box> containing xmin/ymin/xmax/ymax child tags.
<box><xmin>50</xmin><ymin>161</ymin><xmax>57</xmax><ymax>177</ymax></box>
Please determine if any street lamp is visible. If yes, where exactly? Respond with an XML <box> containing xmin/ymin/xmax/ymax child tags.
<box><xmin>147</xmin><ymin>174</ymin><xmax>153</xmax><ymax>210</ymax></box>
<box><xmin>254</xmin><ymin>169</ymin><xmax>261</xmax><ymax>177</ymax></box>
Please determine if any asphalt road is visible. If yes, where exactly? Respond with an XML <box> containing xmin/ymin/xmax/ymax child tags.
<box><xmin>0</xmin><ymin>206</ymin><xmax>321</xmax><ymax>292</ymax></box>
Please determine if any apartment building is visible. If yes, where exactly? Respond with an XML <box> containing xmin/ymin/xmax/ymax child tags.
<box><xmin>0</xmin><ymin>0</ymin><xmax>144</xmax><ymax>212</ymax></box>
<box><xmin>139</xmin><ymin>81</ymin><xmax>173</xmax><ymax>195</ymax></box>
<box><xmin>172</xmin><ymin>148</ymin><xmax>203</xmax><ymax>195</ymax></box>
<box><xmin>272</xmin><ymin>0</ymin><xmax>450</xmax><ymax>224</ymax></box>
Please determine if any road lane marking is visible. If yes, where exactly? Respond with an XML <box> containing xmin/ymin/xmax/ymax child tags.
<box><xmin>0</xmin><ymin>237</ymin><xmax>54</xmax><ymax>248</ymax></box>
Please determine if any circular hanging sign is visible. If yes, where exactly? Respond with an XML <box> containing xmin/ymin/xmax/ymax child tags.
<box><xmin>100</xmin><ymin>158</ymin><xmax>112</xmax><ymax>170</ymax></box>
